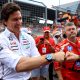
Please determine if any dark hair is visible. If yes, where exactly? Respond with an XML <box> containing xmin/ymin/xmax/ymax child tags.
<box><xmin>1</xmin><ymin>2</ymin><xmax>21</xmax><ymax>21</ymax></box>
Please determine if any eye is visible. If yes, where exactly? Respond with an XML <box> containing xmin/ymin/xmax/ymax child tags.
<box><xmin>72</xmin><ymin>28</ymin><xmax>75</xmax><ymax>30</ymax></box>
<box><xmin>67</xmin><ymin>29</ymin><xmax>71</xmax><ymax>31</ymax></box>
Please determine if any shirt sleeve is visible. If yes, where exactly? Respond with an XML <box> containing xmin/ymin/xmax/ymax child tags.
<box><xmin>0</xmin><ymin>41</ymin><xmax>21</xmax><ymax>71</ymax></box>
<box><xmin>29</xmin><ymin>36</ymin><xmax>40</xmax><ymax>57</ymax></box>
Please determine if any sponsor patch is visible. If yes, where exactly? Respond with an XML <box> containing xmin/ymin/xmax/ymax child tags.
<box><xmin>8</xmin><ymin>35</ymin><xmax>13</xmax><ymax>41</ymax></box>
<box><xmin>67</xmin><ymin>46</ymin><xmax>72</xmax><ymax>51</ymax></box>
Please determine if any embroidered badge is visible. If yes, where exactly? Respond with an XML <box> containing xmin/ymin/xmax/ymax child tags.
<box><xmin>8</xmin><ymin>35</ymin><xmax>13</xmax><ymax>41</ymax></box>
<box><xmin>67</xmin><ymin>46</ymin><xmax>72</xmax><ymax>51</ymax></box>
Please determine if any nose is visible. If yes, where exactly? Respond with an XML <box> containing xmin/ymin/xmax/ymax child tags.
<box><xmin>70</xmin><ymin>29</ymin><xmax>75</xmax><ymax>34</ymax></box>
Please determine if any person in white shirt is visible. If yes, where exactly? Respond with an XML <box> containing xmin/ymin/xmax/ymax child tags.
<box><xmin>0</xmin><ymin>2</ymin><xmax>68</xmax><ymax>80</ymax></box>
<box><xmin>53</xmin><ymin>31</ymin><xmax>63</xmax><ymax>44</ymax></box>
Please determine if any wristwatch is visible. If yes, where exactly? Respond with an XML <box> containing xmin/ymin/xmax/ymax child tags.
<box><xmin>45</xmin><ymin>54</ymin><xmax>53</xmax><ymax>62</ymax></box>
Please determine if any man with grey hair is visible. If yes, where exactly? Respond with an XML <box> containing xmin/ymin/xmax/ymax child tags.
<box><xmin>54</xmin><ymin>22</ymin><xmax>80</xmax><ymax>80</ymax></box>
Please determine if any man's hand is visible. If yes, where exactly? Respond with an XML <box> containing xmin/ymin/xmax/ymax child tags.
<box><xmin>53</xmin><ymin>51</ymin><xmax>65</xmax><ymax>62</ymax></box>
<box><xmin>65</xmin><ymin>51</ymin><xmax>80</xmax><ymax>60</ymax></box>
<box><xmin>44</xmin><ymin>39</ymin><xmax>50</xmax><ymax>45</ymax></box>
<box><xmin>36</xmin><ymin>38</ymin><xmax>44</xmax><ymax>47</ymax></box>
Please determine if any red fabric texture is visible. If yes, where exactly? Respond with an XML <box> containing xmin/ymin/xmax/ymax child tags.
<box><xmin>35</xmin><ymin>36</ymin><xmax>55</xmax><ymax>55</ymax></box>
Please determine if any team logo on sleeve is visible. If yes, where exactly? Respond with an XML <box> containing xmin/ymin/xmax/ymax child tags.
<box><xmin>0</xmin><ymin>45</ymin><xmax>3</xmax><ymax>51</ymax></box>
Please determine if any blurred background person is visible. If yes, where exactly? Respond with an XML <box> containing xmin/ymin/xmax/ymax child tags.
<box><xmin>31</xmin><ymin>26</ymin><xmax>55</xmax><ymax>80</ymax></box>
<box><xmin>53</xmin><ymin>31</ymin><xmax>63</xmax><ymax>44</ymax></box>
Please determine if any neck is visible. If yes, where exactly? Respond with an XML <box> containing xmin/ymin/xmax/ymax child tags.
<box><xmin>44</xmin><ymin>36</ymin><xmax>49</xmax><ymax>39</ymax></box>
<box><xmin>8</xmin><ymin>28</ymin><xmax>20</xmax><ymax>40</ymax></box>
<box><xmin>14</xmin><ymin>32</ymin><xmax>20</xmax><ymax>40</ymax></box>
<box><xmin>68</xmin><ymin>37</ymin><xmax>76</xmax><ymax>43</ymax></box>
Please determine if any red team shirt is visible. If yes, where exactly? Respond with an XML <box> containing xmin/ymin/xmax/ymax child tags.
<box><xmin>54</xmin><ymin>37</ymin><xmax>80</xmax><ymax>80</ymax></box>
<box><xmin>35</xmin><ymin>36</ymin><xmax>55</xmax><ymax>55</ymax></box>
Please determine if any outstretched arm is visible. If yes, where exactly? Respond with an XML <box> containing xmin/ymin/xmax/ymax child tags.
<box><xmin>66</xmin><ymin>51</ymin><xmax>80</xmax><ymax>60</ymax></box>
<box><xmin>16</xmin><ymin>51</ymin><xmax>65</xmax><ymax>72</ymax></box>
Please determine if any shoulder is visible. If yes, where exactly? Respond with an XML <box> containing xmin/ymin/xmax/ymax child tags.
<box><xmin>0</xmin><ymin>31</ymin><xmax>6</xmax><ymax>40</ymax></box>
<box><xmin>21</xmin><ymin>27</ymin><xmax>28</xmax><ymax>33</ymax></box>
<box><xmin>49</xmin><ymin>38</ymin><xmax>55</xmax><ymax>41</ymax></box>
<box><xmin>56</xmin><ymin>39</ymin><xmax>69</xmax><ymax>48</ymax></box>
<box><xmin>58</xmin><ymin>39</ymin><xmax>67</xmax><ymax>46</ymax></box>
<box><xmin>49</xmin><ymin>38</ymin><xmax>55</xmax><ymax>44</ymax></box>
<box><xmin>22</xmin><ymin>32</ymin><xmax>34</xmax><ymax>41</ymax></box>
<box><xmin>22</xmin><ymin>31</ymin><xmax>31</xmax><ymax>37</ymax></box>
<box><xmin>55</xmin><ymin>39</ymin><xmax>69</xmax><ymax>51</ymax></box>
<box><xmin>76</xmin><ymin>37</ymin><xmax>80</xmax><ymax>45</ymax></box>
<box><xmin>0</xmin><ymin>32</ymin><xmax>8</xmax><ymax>46</ymax></box>
<box><xmin>35</xmin><ymin>36</ymin><xmax>43</xmax><ymax>40</ymax></box>
<box><xmin>77</xmin><ymin>37</ymin><xmax>80</xmax><ymax>41</ymax></box>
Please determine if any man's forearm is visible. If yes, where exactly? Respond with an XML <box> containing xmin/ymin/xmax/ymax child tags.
<box><xmin>16</xmin><ymin>51</ymin><xmax>65</xmax><ymax>72</ymax></box>
<box><xmin>16</xmin><ymin>55</ymin><xmax>49</xmax><ymax>72</ymax></box>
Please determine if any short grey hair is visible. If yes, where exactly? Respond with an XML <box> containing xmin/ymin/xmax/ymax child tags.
<box><xmin>65</xmin><ymin>22</ymin><xmax>76</xmax><ymax>27</ymax></box>
<box><xmin>64</xmin><ymin>22</ymin><xmax>77</xmax><ymax>31</ymax></box>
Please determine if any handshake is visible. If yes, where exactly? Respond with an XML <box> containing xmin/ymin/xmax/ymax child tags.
<box><xmin>53</xmin><ymin>51</ymin><xmax>80</xmax><ymax>62</ymax></box>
